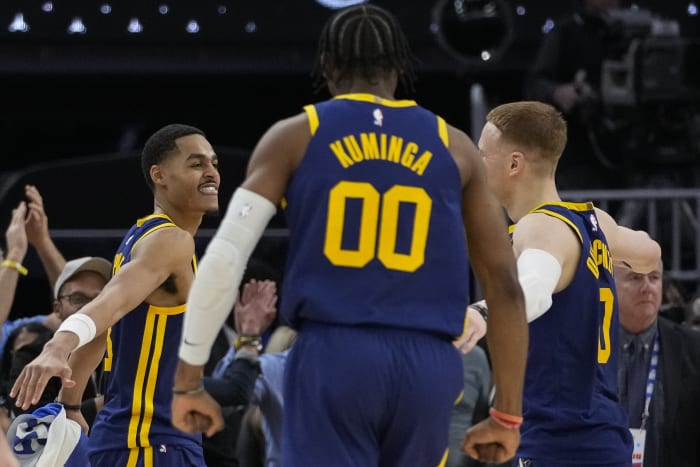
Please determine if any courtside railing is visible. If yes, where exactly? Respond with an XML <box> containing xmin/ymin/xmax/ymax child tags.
<box><xmin>562</xmin><ymin>188</ymin><xmax>700</xmax><ymax>289</ymax></box>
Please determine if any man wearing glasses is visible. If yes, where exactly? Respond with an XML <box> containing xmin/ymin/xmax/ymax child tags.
<box><xmin>53</xmin><ymin>257</ymin><xmax>112</xmax><ymax>320</ymax></box>
<box><xmin>0</xmin><ymin>256</ymin><xmax>111</xmax><ymax>358</ymax></box>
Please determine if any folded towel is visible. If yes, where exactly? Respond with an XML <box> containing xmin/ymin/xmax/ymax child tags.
<box><xmin>7</xmin><ymin>402</ymin><xmax>89</xmax><ymax>466</ymax></box>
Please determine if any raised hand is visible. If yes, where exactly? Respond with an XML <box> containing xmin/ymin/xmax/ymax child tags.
<box><xmin>234</xmin><ymin>279</ymin><xmax>277</xmax><ymax>336</ymax></box>
<box><xmin>24</xmin><ymin>185</ymin><xmax>51</xmax><ymax>248</ymax></box>
<box><xmin>5</xmin><ymin>201</ymin><xmax>28</xmax><ymax>262</ymax></box>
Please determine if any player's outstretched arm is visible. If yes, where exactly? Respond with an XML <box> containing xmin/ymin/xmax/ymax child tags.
<box><xmin>11</xmin><ymin>227</ymin><xmax>193</xmax><ymax>409</ymax></box>
<box><xmin>594</xmin><ymin>208</ymin><xmax>661</xmax><ymax>274</ymax></box>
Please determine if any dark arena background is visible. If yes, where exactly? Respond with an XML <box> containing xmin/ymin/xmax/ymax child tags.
<box><xmin>1</xmin><ymin>0</ymin><xmax>699</xmax><ymax>314</ymax></box>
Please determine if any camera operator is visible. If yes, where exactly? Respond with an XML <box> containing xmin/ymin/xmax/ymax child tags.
<box><xmin>526</xmin><ymin>0</ymin><xmax>700</xmax><ymax>272</ymax></box>
<box><xmin>524</xmin><ymin>0</ymin><xmax>621</xmax><ymax>190</ymax></box>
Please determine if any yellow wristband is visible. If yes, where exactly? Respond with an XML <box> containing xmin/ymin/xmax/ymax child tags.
<box><xmin>1</xmin><ymin>259</ymin><xmax>28</xmax><ymax>276</ymax></box>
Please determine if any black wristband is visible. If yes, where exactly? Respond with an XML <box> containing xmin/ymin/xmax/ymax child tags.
<box><xmin>57</xmin><ymin>401</ymin><xmax>82</xmax><ymax>411</ymax></box>
<box><xmin>470</xmin><ymin>302</ymin><xmax>489</xmax><ymax>321</ymax></box>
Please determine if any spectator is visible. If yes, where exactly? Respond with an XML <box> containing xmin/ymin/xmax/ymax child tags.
<box><xmin>524</xmin><ymin>0</ymin><xmax>620</xmax><ymax>190</ymax></box>
<box><xmin>1</xmin><ymin>185</ymin><xmax>74</xmax><ymax>356</ymax></box>
<box><xmin>2</xmin><ymin>255</ymin><xmax>111</xmax><ymax>430</ymax></box>
<box><xmin>0</xmin><ymin>322</ymin><xmax>54</xmax><ymax>423</ymax></box>
<box><xmin>446</xmin><ymin>345</ymin><xmax>491</xmax><ymax>467</ymax></box>
<box><xmin>1</xmin><ymin>255</ymin><xmax>111</xmax><ymax>358</ymax></box>
<box><xmin>615</xmin><ymin>260</ymin><xmax>700</xmax><ymax>466</ymax></box>
<box><xmin>203</xmin><ymin>271</ymin><xmax>279</xmax><ymax>467</ymax></box>
<box><xmin>687</xmin><ymin>297</ymin><xmax>700</xmax><ymax>332</ymax></box>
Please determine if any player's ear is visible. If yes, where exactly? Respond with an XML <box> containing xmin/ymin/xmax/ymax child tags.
<box><xmin>509</xmin><ymin>151</ymin><xmax>524</xmax><ymax>174</ymax></box>
<box><xmin>150</xmin><ymin>164</ymin><xmax>164</xmax><ymax>187</ymax></box>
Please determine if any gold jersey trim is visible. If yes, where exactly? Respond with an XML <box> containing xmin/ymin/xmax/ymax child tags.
<box><xmin>127</xmin><ymin>446</ymin><xmax>153</xmax><ymax>467</ymax></box>
<box><xmin>127</xmin><ymin>309</ymin><xmax>169</xmax><ymax>450</ymax></box>
<box><xmin>136</xmin><ymin>213</ymin><xmax>175</xmax><ymax>227</ymax></box>
<box><xmin>333</xmin><ymin>93</ymin><xmax>418</xmax><ymax>108</ymax></box>
<box><xmin>304</xmin><ymin>104</ymin><xmax>319</xmax><ymax>136</ymax></box>
<box><xmin>131</xmin><ymin>223</ymin><xmax>177</xmax><ymax>253</ymax></box>
<box><xmin>530</xmin><ymin>201</ymin><xmax>595</xmax><ymax>212</ymax></box>
<box><xmin>437</xmin><ymin>116</ymin><xmax>449</xmax><ymax>148</ymax></box>
<box><xmin>147</xmin><ymin>303</ymin><xmax>186</xmax><ymax>316</ymax></box>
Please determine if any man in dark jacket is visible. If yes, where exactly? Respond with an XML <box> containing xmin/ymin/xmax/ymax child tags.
<box><xmin>615</xmin><ymin>260</ymin><xmax>700</xmax><ymax>467</ymax></box>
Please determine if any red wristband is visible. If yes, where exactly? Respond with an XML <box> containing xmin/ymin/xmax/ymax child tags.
<box><xmin>489</xmin><ymin>407</ymin><xmax>523</xmax><ymax>429</ymax></box>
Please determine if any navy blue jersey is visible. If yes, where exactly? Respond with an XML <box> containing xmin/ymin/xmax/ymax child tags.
<box><xmin>280</xmin><ymin>93</ymin><xmax>470</xmax><ymax>337</ymax></box>
<box><xmin>89</xmin><ymin>214</ymin><xmax>201</xmax><ymax>457</ymax></box>
<box><xmin>517</xmin><ymin>202</ymin><xmax>632</xmax><ymax>464</ymax></box>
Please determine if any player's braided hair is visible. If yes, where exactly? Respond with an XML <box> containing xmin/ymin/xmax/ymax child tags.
<box><xmin>312</xmin><ymin>4</ymin><xmax>415</xmax><ymax>93</ymax></box>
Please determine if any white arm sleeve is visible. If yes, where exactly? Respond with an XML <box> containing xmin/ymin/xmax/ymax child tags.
<box><xmin>517</xmin><ymin>248</ymin><xmax>562</xmax><ymax>323</ymax></box>
<box><xmin>179</xmin><ymin>188</ymin><xmax>276</xmax><ymax>365</ymax></box>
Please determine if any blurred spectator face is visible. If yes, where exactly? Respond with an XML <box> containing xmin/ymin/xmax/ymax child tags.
<box><xmin>11</xmin><ymin>328</ymin><xmax>41</xmax><ymax>353</ymax></box>
<box><xmin>615</xmin><ymin>261</ymin><xmax>663</xmax><ymax>333</ymax></box>
<box><xmin>689</xmin><ymin>298</ymin><xmax>700</xmax><ymax>332</ymax></box>
<box><xmin>53</xmin><ymin>271</ymin><xmax>107</xmax><ymax>320</ymax></box>
<box><xmin>10</xmin><ymin>340</ymin><xmax>61</xmax><ymax>416</ymax></box>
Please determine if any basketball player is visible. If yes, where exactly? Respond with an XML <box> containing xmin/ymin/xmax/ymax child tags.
<box><xmin>477</xmin><ymin>101</ymin><xmax>661</xmax><ymax>466</ymax></box>
<box><xmin>171</xmin><ymin>5</ymin><xmax>528</xmax><ymax>466</ymax></box>
<box><xmin>12</xmin><ymin>124</ymin><xmax>222</xmax><ymax>466</ymax></box>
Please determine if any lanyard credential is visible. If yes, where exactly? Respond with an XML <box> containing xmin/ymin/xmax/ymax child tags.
<box><xmin>640</xmin><ymin>334</ymin><xmax>660</xmax><ymax>429</ymax></box>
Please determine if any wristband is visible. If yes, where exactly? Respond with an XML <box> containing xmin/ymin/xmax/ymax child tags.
<box><xmin>56</xmin><ymin>313</ymin><xmax>97</xmax><ymax>350</ymax></box>
<box><xmin>1</xmin><ymin>259</ymin><xmax>28</xmax><ymax>276</ymax></box>
<box><xmin>489</xmin><ymin>407</ymin><xmax>523</xmax><ymax>429</ymax></box>
<box><xmin>235</xmin><ymin>334</ymin><xmax>263</xmax><ymax>352</ymax></box>
<box><xmin>470</xmin><ymin>300</ymin><xmax>488</xmax><ymax>321</ymax></box>
<box><xmin>172</xmin><ymin>385</ymin><xmax>205</xmax><ymax>396</ymax></box>
<box><xmin>56</xmin><ymin>401</ymin><xmax>82</xmax><ymax>411</ymax></box>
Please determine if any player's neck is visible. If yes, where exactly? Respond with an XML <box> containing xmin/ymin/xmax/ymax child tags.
<box><xmin>152</xmin><ymin>203</ymin><xmax>202</xmax><ymax>236</ymax></box>
<box><xmin>507</xmin><ymin>177</ymin><xmax>560</xmax><ymax>222</ymax></box>
<box><xmin>333</xmin><ymin>77</ymin><xmax>397</xmax><ymax>100</ymax></box>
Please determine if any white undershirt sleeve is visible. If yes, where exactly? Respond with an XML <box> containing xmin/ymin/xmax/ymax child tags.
<box><xmin>517</xmin><ymin>248</ymin><xmax>562</xmax><ymax>323</ymax></box>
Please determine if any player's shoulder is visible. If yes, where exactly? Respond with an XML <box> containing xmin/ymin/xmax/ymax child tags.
<box><xmin>439</xmin><ymin>121</ymin><xmax>480</xmax><ymax>184</ymax></box>
<box><xmin>133</xmin><ymin>224</ymin><xmax>194</xmax><ymax>258</ymax></box>
<box><xmin>514</xmin><ymin>210</ymin><xmax>577</xmax><ymax>242</ymax></box>
<box><xmin>271</xmin><ymin>111</ymin><xmax>309</xmax><ymax>133</ymax></box>
<box><xmin>444</xmin><ymin>121</ymin><xmax>474</xmax><ymax>152</ymax></box>
<box><xmin>518</xmin><ymin>210</ymin><xmax>567</xmax><ymax>228</ymax></box>
<box><xmin>259</xmin><ymin>111</ymin><xmax>312</xmax><ymax>147</ymax></box>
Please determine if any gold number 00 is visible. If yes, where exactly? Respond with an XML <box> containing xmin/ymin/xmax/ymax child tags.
<box><xmin>323</xmin><ymin>181</ymin><xmax>432</xmax><ymax>272</ymax></box>
<box><xmin>598</xmin><ymin>287</ymin><xmax>614</xmax><ymax>364</ymax></box>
